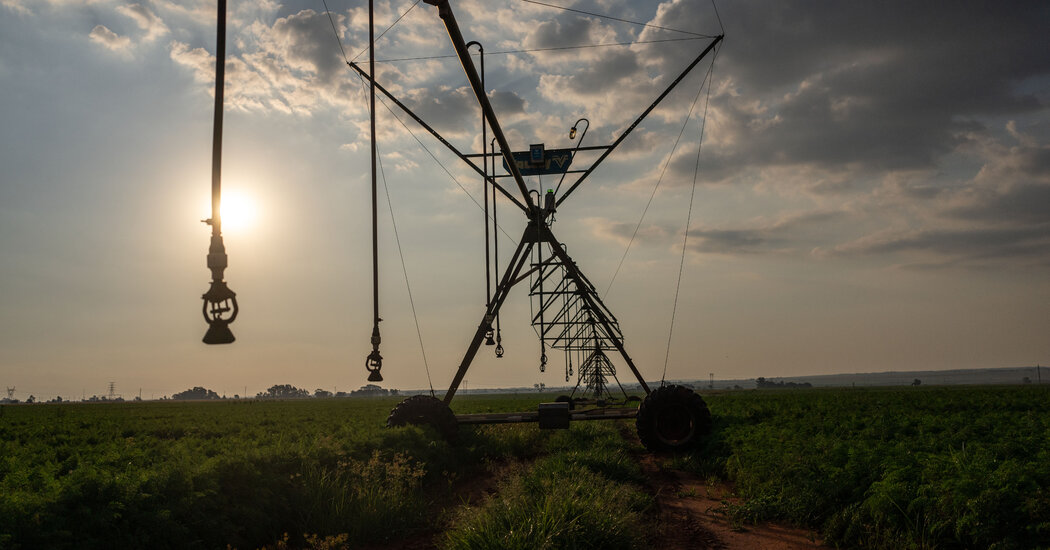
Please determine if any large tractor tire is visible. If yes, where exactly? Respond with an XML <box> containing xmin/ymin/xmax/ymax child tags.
<box><xmin>387</xmin><ymin>395</ymin><xmax>458</xmax><ymax>440</ymax></box>
<box><xmin>636</xmin><ymin>384</ymin><xmax>712</xmax><ymax>452</ymax></box>
<box><xmin>555</xmin><ymin>395</ymin><xmax>575</xmax><ymax>410</ymax></box>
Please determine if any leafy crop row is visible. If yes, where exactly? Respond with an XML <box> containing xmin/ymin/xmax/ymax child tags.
<box><xmin>0</xmin><ymin>396</ymin><xmax>553</xmax><ymax>549</ymax></box>
<box><xmin>5</xmin><ymin>386</ymin><xmax>1048</xmax><ymax>549</ymax></box>
<box><xmin>443</xmin><ymin>422</ymin><xmax>651</xmax><ymax>550</ymax></box>
<box><xmin>679</xmin><ymin>385</ymin><xmax>1050</xmax><ymax>549</ymax></box>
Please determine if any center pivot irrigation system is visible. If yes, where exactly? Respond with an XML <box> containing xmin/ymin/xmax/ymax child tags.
<box><xmin>200</xmin><ymin>0</ymin><xmax>723</xmax><ymax>452</ymax></box>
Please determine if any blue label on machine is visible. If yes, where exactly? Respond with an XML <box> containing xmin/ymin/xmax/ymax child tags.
<box><xmin>502</xmin><ymin>148</ymin><xmax>575</xmax><ymax>176</ymax></box>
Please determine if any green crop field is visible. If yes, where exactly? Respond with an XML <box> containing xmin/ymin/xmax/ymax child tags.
<box><xmin>2</xmin><ymin>386</ymin><xmax>1049</xmax><ymax>549</ymax></box>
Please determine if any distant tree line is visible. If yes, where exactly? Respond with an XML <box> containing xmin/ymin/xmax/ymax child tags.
<box><xmin>173</xmin><ymin>387</ymin><xmax>221</xmax><ymax>400</ymax></box>
<box><xmin>350</xmin><ymin>384</ymin><xmax>398</xmax><ymax>396</ymax></box>
<box><xmin>162</xmin><ymin>384</ymin><xmax>401</xmax><ymax>401</ymax></box>
<box><xmin>755</xmin><ymin>377</ymin><xmax>813</xmax><ymax>389</ymax></box>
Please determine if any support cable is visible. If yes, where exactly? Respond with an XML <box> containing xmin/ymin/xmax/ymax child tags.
<box><xmin>319</xmin><ymin>0</ymin><xmax>516</xmax><ymax>244</ymax></box>
<box><xmin>345</xmin><ymin>62</ymin><xmax>436</xmax><ymax>392</ymax></box>
<box><xmin>374</xmin><ymin>37</ymin><xmax>705</xmax><ymax>63</ymax></box>
<box><xmin>374</xmin><ymin>91</ymin><xmax>516</xmax><ymax>243</ymax></box>
<box><xmin>518</xmin><ymin>0</ymin><xmax>713</xmax><ymax>38</ymax></box>
<box><xmin>322</xmin><ymin>0</ymin><xmax>509</xmax><ymax>386</ymax></box>
<box><xmin>351</xmin><ymin>0</ymin><xmax>422</xmax><ymax>62</ymax></box>
<box><xmin>603</xmin><ymin>55</ymin><xmax>716</xmax><ymax>298</ymax></box>
<box><xmin>324</xmin><ymin>1</ymin><xmax>515</xmax><ymax>243</ymax></box>
<box><xmin>377</xmin><ymin>137</ymin><xmax>436</xmax><ymax>396</ymax></box>
<box><xmin>320</xmin><ymin>0</ymin><xmax>348</xmax><ymax>61</ymax></box>
<box><xmin>335</xmin><ymin>9</ymin><xmax>435</xmax><ymax>391</ymax></box>
<box><xmin>711</xmin><ymin>0</ymin><xmax>725</xmax><ymax>36</ymax></box>
<box><xmin>661</xmin><ymin>53</ymin><xmax>717</xmax><ymax>385</ymax></box>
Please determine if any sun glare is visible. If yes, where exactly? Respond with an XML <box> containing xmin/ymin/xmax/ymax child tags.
<box><xmin>218</xmin><ymin>189</ymin><xmax>259</xmax><ymax>234</ymax></box>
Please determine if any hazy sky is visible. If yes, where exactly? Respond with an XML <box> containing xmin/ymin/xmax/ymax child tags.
<box><xmin>1</xmin><ymin>0</ymin><xmax>1048</xmax><ymax>400</ymax></box>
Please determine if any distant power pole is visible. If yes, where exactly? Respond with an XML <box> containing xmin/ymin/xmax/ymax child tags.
<box><xmin>709</xmin><ymin>373</ymin><xmax>714</xmax><ymax>390</ymax></box>
<box><xmin>5</xmin><ymin>387</ymin><xmax>14</xmax><ymax>400</ymax></box>
<box><xmin>107</xmin><ymin>382</ymin><xmax>116</xmax><ymax>400</ymax></box>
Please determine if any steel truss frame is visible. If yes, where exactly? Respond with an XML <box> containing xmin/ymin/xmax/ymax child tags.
<box><xmin>356</xmin><ymin>0</ymin><xmax>722</xmax><ymax>413</ymax></box>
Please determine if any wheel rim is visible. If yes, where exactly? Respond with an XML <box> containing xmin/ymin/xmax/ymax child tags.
<box><xmin>654</xmin><ymin>403</ymin><xmax>695</xmax><ymax>445</ymax></box>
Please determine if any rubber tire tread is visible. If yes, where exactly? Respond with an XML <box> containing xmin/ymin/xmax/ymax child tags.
<box><xmin>386</xmin><ymin>395</ymin><xmax>458</xmax><ymax>440</ymax></box>
<box><xmin>636</xmin><ymin>384</ymin><xmax>712</xmax><ymax>452</ymax></box>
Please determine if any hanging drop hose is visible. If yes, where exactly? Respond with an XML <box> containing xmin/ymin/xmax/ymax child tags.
<box><xmin>491</xmin><ymin>136</ymin><xmax>504</xmax><ymax>358</ymax></box>
<box><xmin>201</xmin><ymin>0</ymin><xmax>238</xmax><ymax>345</ymax></box>
<box><xmin>468</xmin><ymin>41</ymin><xmax>496</xmax><ymax>347</ymax></box>
<box><xmin>365</xmin><ymin>0</ymin><xmax>384</xmax><ymax>382</ymax></box>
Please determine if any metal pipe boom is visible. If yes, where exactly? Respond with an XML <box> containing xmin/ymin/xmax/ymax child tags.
<box><xmin>424</xmin><ymin>0</ymin><xmax>538</xmax><ymax>216</ymax></box>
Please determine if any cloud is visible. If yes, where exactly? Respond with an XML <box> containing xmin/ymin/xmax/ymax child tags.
<box><xmin>820</xmin><ymin>124</ymin><xmax>1050</xmax><ymax>268</ymax></box>
<box><xmin>4</xmin><ymin>0</ymin><xmax>110</xmax><ymax>14</ymax></box>
<box><xmin>490</xmin><ymin>90</ymin><xmax>527</xmax><ymax>118</ymax></box>
<box><xmin>947</xmin><ymin>183</ymin><xmax>1050</xmax><ymax>226</ymax></box>
<box><xmin>255</xmin><ymin>9</ymin><xmax>347</xmax><ymax>86</ymax></box>
<box><xmin>685</xmin><ymin>210</ymin><xmax>848</xmax><ymax>255</ymax></box>
<box><xmin>635</xmin><ymin>0</ymin><xmax>1049</xmax><ymax>179</ymax></box>
<box><xmin>116</xmin><ymin>4</ymin><xmax>169</xmax><ymax>43</ymax></box>
<box><xmin>169</xmin><ymin>40</ymin><xmax>212</xmax><ymax>83</ymax></box>
<box><xmin>107</xmin><ymin>0</ymin><xmax>1050</xmax><ymax>275</ymax></box>
<box><xmin>89</xmin><ymin>25</ymin><xmax>131</xmax><ymax>52</ymax></box>
<box><xmin>584</xmin><ymin>216</ymin><xmax>673</xmax><ymax>247</ymax></box>
<box><xmin>830</xmin><ymin>226</ymin><xmax>1050</xmax><ymax>268</ymax></box>
<box><xmin>167</xmin><ymin>8</ymin><xmax>366</xmax><ymax>116</ymax></box>
<box><xmin>0</xmin><ymin>0</ymin><xmax>31</xmax><ymax>16</ymax></box>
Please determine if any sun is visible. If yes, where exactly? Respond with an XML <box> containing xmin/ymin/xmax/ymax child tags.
<box><xmin>218</xmin><ymin>189</ymin><xmax>259</xmax><ymax>234</ymax></box>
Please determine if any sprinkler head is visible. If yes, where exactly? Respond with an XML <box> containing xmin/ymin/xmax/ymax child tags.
<box><xmin>365</xmin><ymin>349</ymin><xmax>383</xmax><ymax>382</ymax></box>
<box><xmin>201</xmin><ymin>280</ymin><xmax>238</xmax><ymax>345</ymax></box>
<box><xmin>202</xmin><ymin>319</ymin><xmax>235</xmax><ymax>345</ymax></box>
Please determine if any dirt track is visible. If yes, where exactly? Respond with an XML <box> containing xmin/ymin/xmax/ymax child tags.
<box><xmin>638</xmin><ymin>452</ymin><xmax>824</xmax><ymax>549</ymax></box>
<box><xmin>365</xmin><ymin>431</ymin><xmax>825</xmax><ymax>550</ymax></box>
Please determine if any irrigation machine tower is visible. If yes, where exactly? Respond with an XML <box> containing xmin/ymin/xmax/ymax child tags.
<box><xmin>200</xmin><ymin>0</ymin><xmax>723</xmax><ymax>452</ymax></box>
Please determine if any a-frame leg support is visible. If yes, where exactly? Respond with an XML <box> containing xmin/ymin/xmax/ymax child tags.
<box><xmin>443</xmin><ymin>228</ymin><xmax>536</xmax><ymax>404</ymax></box>
<box><xmin>443</xmin><ymin>221</ymin><xmax>651</xmax><ymax>406</ymax></box>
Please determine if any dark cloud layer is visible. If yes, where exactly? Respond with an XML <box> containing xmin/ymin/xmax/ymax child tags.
<box><xmin>948</xmin><ymin>183</ymin><xmax>1050</xmax><ymax>226</ymax></box>
<box><xmin>154</xmin><ymin>0</ymin><xmax>1049</xmax><ymax>269</ymax></box>
<box><xmin>645</xmin><ymin>0</ymin><xmax>1050</xmax><ymax>173</ymax></box>
<box><xmin>834</xmin><ymin>225</ymin><xmax>1050</xmax><ymax>268</ymax></box>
